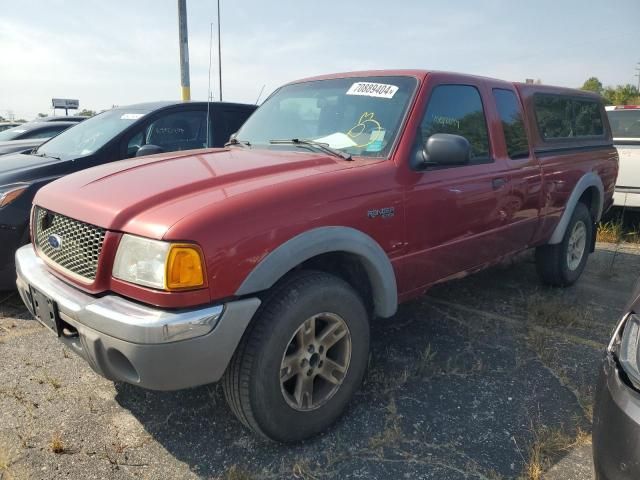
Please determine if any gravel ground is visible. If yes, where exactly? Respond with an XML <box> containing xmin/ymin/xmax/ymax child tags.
<box><xmin>0</xmin><ymin>243</ymin><xmax>638</xmax><ymax>480</ymax></box>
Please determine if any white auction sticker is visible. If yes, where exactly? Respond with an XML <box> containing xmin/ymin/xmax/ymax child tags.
<box><xmin>346</xmin><ymin>82</ymin><xmax>398</xmax><ymax>99</ymax></box>
<box><xmin>120</xmin><ymin>113</ymin><xmax>145</xmax><ymax>120</ymax></box>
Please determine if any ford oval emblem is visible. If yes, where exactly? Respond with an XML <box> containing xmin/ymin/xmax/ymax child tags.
<box><xmin>47</xmin><ymin>234</ymin><xmax>62</xmax><ymax>250</ymax></box>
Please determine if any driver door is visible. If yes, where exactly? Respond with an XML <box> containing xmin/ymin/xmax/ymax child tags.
<box><xmin>401</xmin><ymin>81</ymin><xmax>513</xmax><ymax>292</ymax></box>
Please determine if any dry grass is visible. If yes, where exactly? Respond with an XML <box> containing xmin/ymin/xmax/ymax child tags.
<box><xmin>291</xmin><ymin>460</ymin><xmax>320</xmax><ymax>480</ymax></box>
<box><xmin>520</xmin><ymin>425</ymin><xmax>591</xmax><ymax>480</ymax></box>
<box><xmin>368</xmin><ymin>397</ymin><xmax>403</xmax><ymax>450</ymax></box>
<box><xmin>46</xmin><ymin>376</ymin><xmax>61</xmax><ymax>390</ymax></box>
<box><xmin>414</xmin><ymin>344</ymin><xmax>437</xmax><ymax>377</ymax></box>
<box><xmin>0</xmin><ymin>447</ymin><xmax>9</xmax><ymax>472</ymax></box>
<box><xmin>597</xmin><ymin>220</ymin><xmax>640</xmax><ymax>244</ymax></box>
<box><xmin>49</xmin><ymin>432</ymin><xmax>65</xmax><ymax>454</ymax></box>
<box><xmin>526</xmin><ymin>294</ymin><xmax>590</xmax><ymax>330</ymax></box>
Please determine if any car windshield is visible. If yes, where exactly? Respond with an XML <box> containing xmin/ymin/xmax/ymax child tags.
<box><xmin>607</xmin><ymin>109</ymin><xmax>640</xmax><ymax>139</ymax></box>
<box><xmin>0</xmin><ymin>124</ymin><xmax>31</xmax><ymax>141</ymax></box>
<box><xmin>36</xmin><ymin>108</ymin><xmax>149</xmax><ymax>159</ymax></box>
<box><xmin>235</xmin><ymin>76</ymin><xmax>418</xmax><ymax>158</ymax></box>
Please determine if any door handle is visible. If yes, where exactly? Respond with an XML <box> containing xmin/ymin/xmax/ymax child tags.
<box><xmin>492</xmin><ymin>178</ymin><xmax>507</xmax><ymax>190</ymax></box>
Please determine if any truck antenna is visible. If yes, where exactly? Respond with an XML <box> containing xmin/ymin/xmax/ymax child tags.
<box><xmin>206</xmin><ymin>22</ymin><xmax>213</xmax><ymax>147</ymax></box>
<box><xmin>255</xmin><ymin>85</ymin><xmax>266</xmax><ymax>105</ymax></box>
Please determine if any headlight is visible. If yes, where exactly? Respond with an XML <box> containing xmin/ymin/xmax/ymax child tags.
<box><xmin>613</xmin><ymin>313</ymin><xmax>640</xmax><ymax>389</ymax></box>
<box><xmin>112</xmin><ymin>234</ymin><xmax>205</xmax><ymax>290</ymax></box>
<box><xmin>0</xmin><ymin>183</ymin><xmax>29</xmax><ymax>207</ymax></box>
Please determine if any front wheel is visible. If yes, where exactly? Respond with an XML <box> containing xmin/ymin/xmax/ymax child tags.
<box><xmin>223</xmin><ymin>270</ymin><xmax>370</xmax><ymax>442</ymax></box>
<box><xmin>535</xmin><ymin>202</ymin><xmax>593</xmax><ymax>287</ymax></box>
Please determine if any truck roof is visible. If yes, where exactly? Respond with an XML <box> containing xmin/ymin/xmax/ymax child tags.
<box><xmin>288</xmin><ymin>69</ymin><xmax>601</xmax><ymax>100</ymax></box>
<box><xmin>113</xmin><ymin>101</ymin><xmax>256</xmax><ymax>111</ymax></box>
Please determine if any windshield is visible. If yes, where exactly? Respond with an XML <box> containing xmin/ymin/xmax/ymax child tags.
<box><xmin>0</xmin><ymin>125</ymin><xmax>30</xmax><ymax>141</ymax></box>
<box><xmin>36</xmin><ymin>108</ymin><xmax>149</xmax><ymax>159</ymax></box>
<box><xmin>608</xmin><ymin>110</ymin><xmax>640</xmax><ymax>139</ymax></box>
<box><xmin>235</xmin><ymin>76</ymin><xmax>418</xmax><ymax>157</ymax></box>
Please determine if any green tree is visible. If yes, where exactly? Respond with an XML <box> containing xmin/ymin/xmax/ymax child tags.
<box><xmin>581</xmin><ymin>77</ymin><xmax>603</xmax><ymax>95</ymax></box>
<box><xmin>602</xmin><ymin>84</ymin><xmax>640</xmax><ymax>105</ymax></box>
<box><xmin>37</xmin><ymin>112</ymin><xmax>47</xmax><ymax>118</ymax></box>
<box><xmin>78</xmin><ymin>109</ymin><xmax>96</xmax><ymax>117</ymax></box>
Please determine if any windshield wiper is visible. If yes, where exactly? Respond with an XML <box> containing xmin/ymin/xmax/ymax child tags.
<box><xmin>33</xmin><ymin>152</ymin><xmax>61</xmax><ymax>161</ymax></box>
<box><xmin>224</xmin><ymin>138</ymin><xmax>251</xmax><ymax>148</ymax></box>
<box><xmin>269</xmin><ymin>138</ymin><xmax>352</xmax><ymax>161</ymax></box>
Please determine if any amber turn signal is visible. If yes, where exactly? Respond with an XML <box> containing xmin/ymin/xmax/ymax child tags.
<box><xmin>165</xmin><ymin>244</ymin><xmax>205</xmax><ymax>290</ymax></box>
<box><xmin>0</xmin><ymin>184</ymin><xmax>29</xmax><ymax>208</ymax></box>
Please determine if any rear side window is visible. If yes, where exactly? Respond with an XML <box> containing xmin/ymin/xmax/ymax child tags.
<box><xmin>534</xmin><ymin>94</ymin><xmax>604</xmax><ymax>140</ymax></box>
<box><xmin>419</xmin><ymin>85</ymin><xmax>490</xmax><ymax>163</ymax></box>
<box><xmin>493</xmin><ymin>89</ymin><xmax>529</xmax><ymax>159</ymax></box>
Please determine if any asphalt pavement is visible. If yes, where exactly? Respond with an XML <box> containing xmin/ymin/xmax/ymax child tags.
<box><xmin>1</xmin><ymin>243</ymin><xmax>638</xmax><ymax>480</ymax></box>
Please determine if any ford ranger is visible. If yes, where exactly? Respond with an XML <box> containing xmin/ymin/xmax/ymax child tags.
<box><xmin>15</xmin><ymin>70</ymin><xmax>618</xmax><ymax>442</ymax></box>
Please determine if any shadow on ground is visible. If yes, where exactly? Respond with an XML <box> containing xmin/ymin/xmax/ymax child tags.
<box><xmin>100</xmin><ymin>246</ymin><xmax>638</xmax><ymax>479</ymax></box>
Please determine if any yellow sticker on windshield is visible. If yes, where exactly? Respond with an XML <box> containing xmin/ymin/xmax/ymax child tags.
<box><xmin>347</xmin><ymin>112</ymin><xmax>383</xmax><ymax>148</ymax></box>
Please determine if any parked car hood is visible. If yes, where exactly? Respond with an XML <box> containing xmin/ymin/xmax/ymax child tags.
<box><xmin>0</xmin><ymin>150</ymin><xmax>61</xmax><ymax>178</ymax></box>
<box><xmin>0</xmin><ymin>140</ymin><xmax>43</xmax><ymax>157</ymax></box>
<box><xmin>34</xmin><ymin>148</ymin><xmax>360</xmax><ymax>238</ymax></box>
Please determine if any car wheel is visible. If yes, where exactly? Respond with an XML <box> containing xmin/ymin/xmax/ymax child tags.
<box><xmin>535</xmin><ymin>202</ymin><xmax>593</xmax><ymax>287</ymax></box>
<box><xmin>223</xmin><ymin>270</ymin><xmax>369</xmax><ymax>442</ymax></box>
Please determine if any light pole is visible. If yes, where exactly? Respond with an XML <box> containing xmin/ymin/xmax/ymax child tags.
<box><xmin>178</xmin><ymin>0</ymin><xmax>191</xmax><ymax>101</ymax></box>
<box><xmin>217</xmin><ymin>0</ymin><xmax>222</xmax><ymax>101</ymax></box>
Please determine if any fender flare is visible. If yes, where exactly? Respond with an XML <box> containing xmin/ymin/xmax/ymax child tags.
<box><xmin>235</xmin><ymin>226</ymin><xmax>398</xmax><ymax>318</ymax></box>
<box><xmin>548</xmin><ymin>171</ymin><xmax>604</xmax><ymax>244</ymax></box>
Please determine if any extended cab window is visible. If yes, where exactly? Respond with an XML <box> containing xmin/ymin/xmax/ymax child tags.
<box><xmin>418</xmin><ymin>85</ymin><xmax>490</xmax><ymax>163</ymax></box>
<box><xmin>534</xmin><ymin>94</ymin><xmax>604</xmax><ymax>140</ymax></box>
<box><xmin>493</xmin><ymin>89</ymin><xmax>529</xmax><ymax>159</ymax></box>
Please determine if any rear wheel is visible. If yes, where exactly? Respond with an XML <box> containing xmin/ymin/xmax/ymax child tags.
<box><xmin>223</xmin><ymin>270</ymin><xmax>369</xmax><ymax>442</ymax></box>
<box><xmin>535</xmin><ymin>202</ymin><xmax>593</xmax><ymax>286</ymax></box>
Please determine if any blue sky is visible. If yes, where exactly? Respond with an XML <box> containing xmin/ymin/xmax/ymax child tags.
<box><xmin>1</xmin><ymin>0</ymin><xmax>638</xmax><ymax>119</ymax></box>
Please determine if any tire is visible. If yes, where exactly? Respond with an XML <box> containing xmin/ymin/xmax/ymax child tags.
<box><xmin>223</xmin><ymin>270</ymin><xmax>370</xmax><ymax>442</ymax></box>
<box><xmin>535</xmin><ymin>202</ymin><xmax>593</xmax><ymax>287</ymax></box>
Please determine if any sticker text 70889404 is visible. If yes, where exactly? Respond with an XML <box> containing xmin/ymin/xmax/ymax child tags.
<box><xmin>346</xmin><ymin>82</ymin><xmax>399</xmax><ymax>99</ymax></box>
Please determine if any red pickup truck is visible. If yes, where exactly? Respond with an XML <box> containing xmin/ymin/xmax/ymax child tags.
<box><xmin>15</xmin><ymin>70</ymin><xmax>618</xmax><ymax>442</ymax></box>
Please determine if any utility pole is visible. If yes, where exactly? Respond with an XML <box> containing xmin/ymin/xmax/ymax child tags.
<box><xmin>178</xmin><ymin>0</ymin><xmax>191</xmax><ymax>101</ymax></box>
<box><xmin>217</xmin><ymin>0</ymin><xmax>222</xmax><ymax>101</ymax></box>
<box><xmin>635</xmin><ymin>62</ymin><xmax>640</xmax><ymax>92</ymax></box>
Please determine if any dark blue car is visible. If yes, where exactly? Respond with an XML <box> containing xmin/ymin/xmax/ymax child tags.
<box><xmin>0</xmin><ymin>101</ymin><xmax>256</xmax><ymax>288</ymax></box>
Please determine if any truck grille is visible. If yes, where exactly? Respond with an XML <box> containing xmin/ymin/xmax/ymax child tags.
<box><xmin>33</xmin><ymin>207</ymin><xmax>106</xmax><ymax>281</ymax></box>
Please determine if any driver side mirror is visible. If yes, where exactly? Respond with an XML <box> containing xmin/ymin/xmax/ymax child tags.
<box><xmin>411</xmin><ymin>133</ymin><xmax>471</xmax><ymax>170</ymax></box>
<box><xmin>135</xmin><ymin>144</ymin><xmax>164</xmax><ymax>157</ymax></box>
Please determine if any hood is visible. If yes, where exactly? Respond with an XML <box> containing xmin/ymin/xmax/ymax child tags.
<box><xmin>0</xmin><ymin>150</ymin><xmax>60</xmax><ymax>179</ymax></box>
<box><xmin>34</xmin><ymin>147</ymin><xmax>359</xmax><ymax>238</ymax></box>
<box><xmin>0</xmin><ymin>139</ymin><xmax>44</xmax><ymax>156</ymax></box>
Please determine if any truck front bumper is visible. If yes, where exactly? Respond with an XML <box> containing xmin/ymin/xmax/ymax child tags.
<box><xmin>15</xmin><ymin>245</ymin><xmax>261</xmax><ymax>391</ymax></box>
